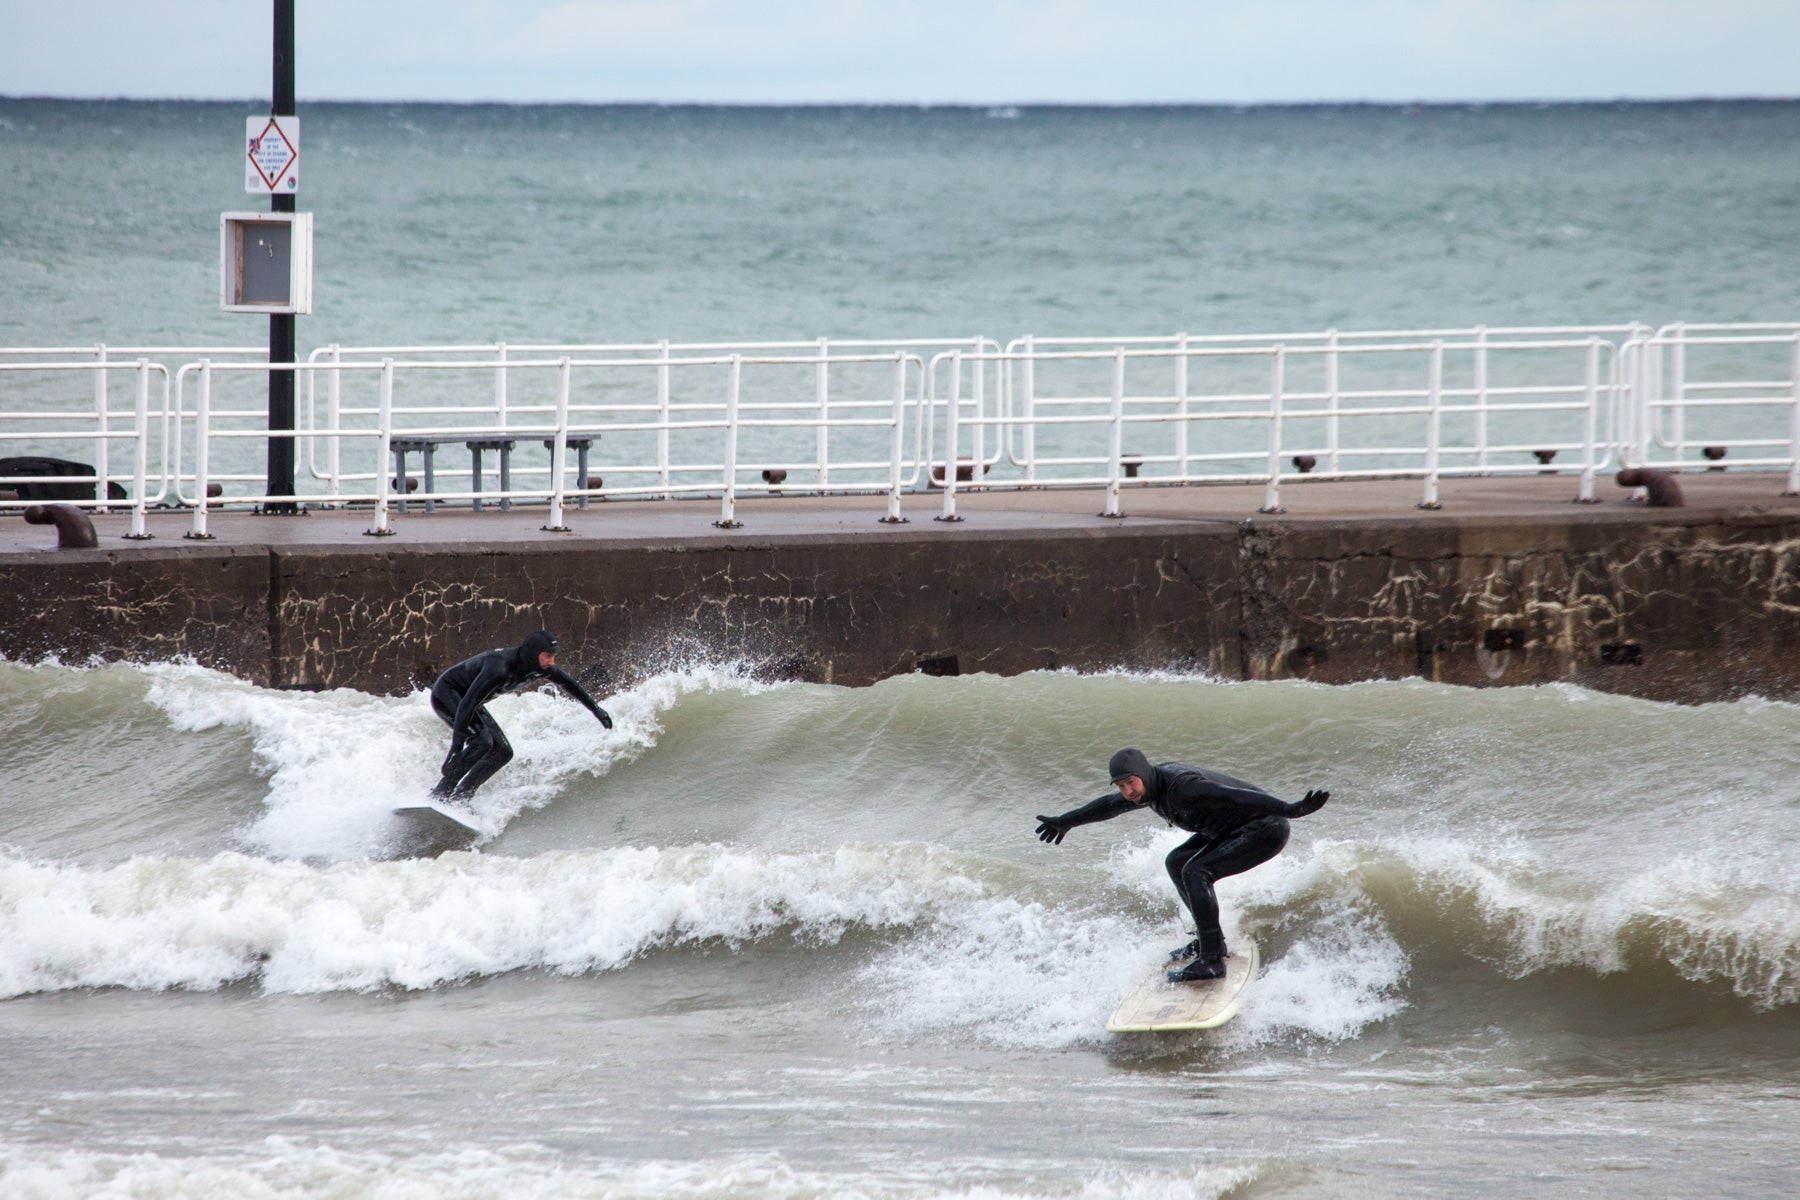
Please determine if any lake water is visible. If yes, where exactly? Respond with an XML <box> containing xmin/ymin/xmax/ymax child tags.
<box><xmin>2</xmin><ymin>100</ymin><xmax>1798</xmax><ymax>1198</ymax></box>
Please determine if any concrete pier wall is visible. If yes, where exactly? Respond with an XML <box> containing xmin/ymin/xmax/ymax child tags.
<box><xmin>5</xmin><ymin>486</ymin><xmax>1799</xmax><ymax>704</ymax></box>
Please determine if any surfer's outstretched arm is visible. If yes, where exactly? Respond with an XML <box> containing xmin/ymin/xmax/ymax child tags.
<box><xmin>1035</xmin><ymin>792</ymin><xmax>1141</xmax><ymax>844</ymax></box>
<box><xmin>546</xmin><ymin>665</ymin><xmax>613</xmax><ymax>729</ymax></box>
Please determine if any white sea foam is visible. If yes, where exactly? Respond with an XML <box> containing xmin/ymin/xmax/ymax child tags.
<box><xmin>138</xmin><ymin>661</ymin><xmax>768</xmax><ymax>861</ymax></box>
<box><xmin>0</xmin><ymin>841</ymin><xmax>988</xmax><ymax>998</ymax></box>
<box><xmin>0</xmin><ymin>1142</ymin><xmax>1261</xmax><ymax>1200</ymax></box>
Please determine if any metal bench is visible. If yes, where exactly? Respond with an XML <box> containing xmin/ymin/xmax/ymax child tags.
<box><xmin>390</xmin><ymin>435</ymin><xmax>596</xmax><ymax>513</ymax></box>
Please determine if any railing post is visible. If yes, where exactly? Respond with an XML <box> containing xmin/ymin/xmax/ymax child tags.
<box><xmin>1175</xmin><ymin>332</ymin><xmax>1190</xmax><ymax>479</ymax></box>
<box><xmin>1576</xmin><ymin>338</ymin><xmax>1602</xmax><ymax>503</ymax></box>
<box><xmin>936</xmin><ymin>352</ymin><xmax>964</xmax><ymax>523</ymax></box>
<box><xmin>971</xmin><ymin>337</ymin><xmax>987</xmax><ymax>474</ymax></box>
<box><xmin>816</xmin><ymin>335</ymin><xmax>830</xmax><ymax>491</ymax></box>
<box><xmin>657</xmin><ymin>339</ymin><xmax>672</xmax><ymax>498</ymax></box>
<box><xmin>186</xmin><ymin>360</ymin><xmax>215</xmax><ymax>540</ymax></box>
<box><xmin>94</xmin><ymin>344</ymin><xmax>110</xmax><ymax>509</ymax></box>
<box><xmin>1639</xmin><ymin>324</ymin><xmax>1661</xmax><ymax>467</ymax></box>
<box><xmin>1669</xmin><ymin>322</ymin><xmax>1686</xmax><ymax>465</ymax></box>
<box><xmin>715</xmin><ymin>354</ymin><xmax>743</xmax><ymax>528</ymax></box>
<box><xmin>1616</xmin><ymin>337</ymin><xmax>1639</xmax><ymax>468</ymax></box>
<box><xmin>494</xmin><ymin>341</ymin><xmax>509</xmax><ymax>430</ymax></box>
<box><xmin>124</xmin><ymin>360</ymin><xmax>153</xmax><ymax>539</ymax></box>
<box><xmin>1021</xmin><ymin>335</ymin><xmax>1036</xmax><ymax>484</ymax></box>
<box><xmin>881</xmin><ymin>353</ymin><xmax>909</xmax><ymax>523</ymax></box>
<box><xmin>366</xmin><ymin>359</ymin><xmax>396</xmax><ymax>536</ymax></box>
<box><xmin>1419</xmin><ymin>341</ymin><xmax>1444</xmax><ymax>509</ymax></box>
<box><xmin>1259</xmin><ymin>346</ymin><xmax>1286</xmax><ymax>514</ymax></box>
<box><xmin>326</xmin><ymin>344</ymin><xmax>343</xmax><ymax>498</ymax></box>
<box><xmin>1787</xmin><ymin>334</ymin><xmax>1800</xmax><ymax>496</ymax></box>
<box><xmin>1325</xmin><ymin>328</ymin><xmax>1341</xmax><ymax>473</ymax></box>
<box><xmin>1473</xmin><ymin>325</ymin><xmax>1489</xmax><ymax>471</ymax></box>
<box><xmin>1101</xmin><ymin>348</ymin><xmax>1127</xmax><ymax>518</ymax></box>
<box><xmin>544</xmin><ymin>357</ymin><xmax>572</xmax><ymax>531</ymax></box>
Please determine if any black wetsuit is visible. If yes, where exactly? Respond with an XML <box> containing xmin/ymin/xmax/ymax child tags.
<box><xmin>1039</xmin><ymin>748</ymin><xmax>1325</xmax><ymax>968</ymax></box>
<box><xmin>430</xmin><ymin>637</ymin><xmax>612</xmax><ymax>800</ymax></box>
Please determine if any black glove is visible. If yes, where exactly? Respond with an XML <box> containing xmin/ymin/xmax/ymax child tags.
<box><xmin>1290</xmin><ymin>789</ymin><xmax>1329</xmax><ymax>817</ymax></box>
<box><xmin>1035</xmin><ymin>815</ymin><xmax>1070</xmax><ymax>844</ymax></box>
<box><xmin>595</xmin><ymin>706</ymin><xmax>614</xmax><ymax>731</ymax></box>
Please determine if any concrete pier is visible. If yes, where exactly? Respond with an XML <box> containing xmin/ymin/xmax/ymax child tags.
<box><xmin>4</xmin><ymin>474</ymin><xmax>1799</xmax><ymax>703</ymax></box>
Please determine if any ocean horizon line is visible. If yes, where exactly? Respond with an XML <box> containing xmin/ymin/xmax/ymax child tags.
<box><xmin>4</xmin><ymin>93</ymin><xmax>1798</xmax><ymax>111</ymax></box>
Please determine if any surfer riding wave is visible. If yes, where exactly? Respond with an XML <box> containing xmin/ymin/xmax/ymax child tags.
<box><xmin>429</xmin><ymin>630</ymin><xmax>613</xmax><ymax>801</ymax></box>
<box><xmin>1035</xmin><ymin>748</ymin><xmax>1328</xmax><ymax>983</ymax></box>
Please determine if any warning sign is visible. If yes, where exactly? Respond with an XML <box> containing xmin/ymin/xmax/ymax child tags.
<box><xmin>245</xmin><ymin>116</ymin><xmax>300</xmax><ymax>194</ymax></box>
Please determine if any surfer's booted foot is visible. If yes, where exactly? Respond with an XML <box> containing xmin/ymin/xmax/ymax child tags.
<box><xmin>1168</xmin><ymin>957</ymin><xmax>1227</xmax><ymax>983</ymax></box>
<box><xmin>1168</xmin><ymin>937</ymin><xmax>1201</xmax><ymax>962</ymax></box>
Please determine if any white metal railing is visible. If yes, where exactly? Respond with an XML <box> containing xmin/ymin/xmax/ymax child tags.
<box><xmin>6</xmin><ymin>324</ymin><xmax>1798</xmax><ymax>536</ymax></box>
<box><xmin>0</xmin><ymin>358</ymin><xmax>173</xmax><ymax>538</ymax></box>
<box><xmin>175</xmin><ymin>349</ymin><xmax>931</xmax><ymax>537</ymax></box>
<box><xmin>1621</xmin><ymin>326</ymin><xmax>1800</xmax><ymax>493</ymax></box>
<box><xmin>937</xmin><ymin>333</ymin><xmax>1623</xmax><ymax>517</ymax></box>
<box><xmin>301</xmin><ymin>337</ymin><xmax>993</xmax><ymax>500</ymax></box>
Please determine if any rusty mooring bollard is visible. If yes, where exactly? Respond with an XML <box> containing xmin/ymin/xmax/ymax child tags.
<box><xmin>24</xmin><ymin>503</ymin><xmax>100</xmax><ymax>549</ymax></box>
<box><xmin>1616</xmin><ymin>467</ymin><xmax>1684</xmax><ymax>507</ymax></box>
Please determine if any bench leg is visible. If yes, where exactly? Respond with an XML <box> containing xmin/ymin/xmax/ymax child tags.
<box><xmin>394</xmin><ymin>448</ymin><xmax>410</xmax><ymax>514</ymax></box>
<box><xmin>422</xmin><ymin>447</ymin><xmax>437</xmax><ymax>514</ymax></box>
<box><xmin>499</xmin><ymin>445</ymin><xmax>512</xmax><ymax>512</ymax></box>
<box><xmin>469</xmin><ymin>447</ymin><xmax>484</xmax><ymax>512</ymax></box>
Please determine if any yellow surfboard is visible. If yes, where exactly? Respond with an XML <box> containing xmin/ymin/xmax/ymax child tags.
<box><xmin>1106</xmin><ymin>940</ymin><xmax>1259</xmax><ymax>1033</ymax></box>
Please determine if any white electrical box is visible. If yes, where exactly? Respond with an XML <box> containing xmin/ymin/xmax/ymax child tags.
<box><xmin>220</xmin><ymin>211</ymin><xmax>313</xmax><ymax>314</ymax></box>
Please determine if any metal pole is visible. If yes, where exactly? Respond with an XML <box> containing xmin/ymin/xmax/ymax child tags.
<box><xmin>125</xmin><ymin>360</ymin><xmax>153</xmax><ymax>539</ymax></box>
<box><xmin>187</xmin><ymin>361</ymin><xmax>215</xmax><ymax>540</ymax></box>
<box><xmin>1325</xmin><ymin>328</ymin><xmax>1341</xmax><ymax>473</ymax></box>
<box><xmin>265</xmin><ymin>0</ymin><xmax>299</xmax><ymax>512</ymax></box>
<box><xmin>715</xmin><ymin>355</ymin><xmax>743</xmax><ymax>528</ymax></box>
<box><xmin>1419</xmin><ymin>342</ymin><xmax>1444</xmax><ymax>510</ymax></box>
<box><xmin>366</xmin><ymin>359</ymin><xmax>396</xmax><ymax>536</ymax></box>
<box><xmin>1473</xmin><ymin>325</ymin><xmax>1488</xmax><ymax>471</ymax></box>
<box><xmin>936</xmin><ymin>353</ymin><xmax>964</xmax><ymax>522</ymax></box>
<box><xmin>657</xmin><ymin>340</ymin><xmax>672</xmax><ymax>497</ymax></box>
<box><xmin>1787</xmin><ymin>335</ymin><xmax>1800</xmax><ymax>496</ymax></box>
<box><xmin>1175</xmin><ymin>332</ymin><xmax>1190</xmax><ymax>479</ymax></box>
<box><xmin>1101</xmin><ymin>349</ymin><xmax>1126</xmax><ymax>518</ymax></box>
<box><xmin>816</xmin><ymin>336</ymin><xmax>830</xmax><ymax>490</ymax></box>
<box><xmin>881</xmin><ymin>353</ymin><xmax>909</xmax><ymax>523</ymax></box>
<box><xmin>1021</xmin><ymin>335</ymin><xmax>1036</xmax><ymax>484</ymax></box>
<box><xmin>544</xmin><ymin>358</ymin><xmax>573</xmax><ymax>531</ymax></box>
<box><xmin>1577</xmin><ymin>338</ymin><xmax>1601</xmax><ymax>503</ymax></box>
<box><xmin>94</xmin><ymin>344</ymin><xmax>110</xmax><ymax>509</ymax></box>
<box><xmin>326</xmin><ymin>344</ymin><xmax>342</xmax><ymax>497</ymax></box>
<box><xmin>1259</xmin><ymin>347</ymin><xmax>1286</xmax><ymax>514</ymax></box>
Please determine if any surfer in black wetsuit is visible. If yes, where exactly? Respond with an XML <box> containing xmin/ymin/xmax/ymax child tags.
<box><xmin>430</xmin><ymin>630</ymin><xmax>613</xmax><ymax>801</ymax></box>
<box><xmin>1035</xmin><ymin>748</ymin><xmax>1328</xmax><ymax>983</ymax></box>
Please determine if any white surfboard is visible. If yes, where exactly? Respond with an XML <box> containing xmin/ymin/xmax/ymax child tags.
<box><xmin>1106</xmin><ymin>940</ymin><xmax>1259</xmax><ymax>1033</ymax></box>
<box><xmin>391</xmin><ymin>804</ymin><xmax>482</xmax><ymax>857</ymax></box>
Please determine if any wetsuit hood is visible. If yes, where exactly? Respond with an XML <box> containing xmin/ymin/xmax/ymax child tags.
<box><xmin>517</xmin><ymin>630</ymin><xmax>558</xmax><ymax>671</ymax></box>
<box><xmin>1109</xmin><ymin>747</ymin><xmax>1158</xmax><ymax>796</ymax></box>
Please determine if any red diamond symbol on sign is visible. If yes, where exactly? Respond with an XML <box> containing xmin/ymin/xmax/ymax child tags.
<box><xmin>248</xmin><ymin>118</ymin><xmax>297</xmax><ymax>190</ymax></box>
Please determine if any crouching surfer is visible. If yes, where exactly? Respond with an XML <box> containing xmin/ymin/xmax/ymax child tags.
<box><xmin>430</xmin><ymin>630</ymin><xmax>613</xmax><ymax>802</ymax></box>
<box><xmin>1035</xmin><ymin>748</ymin><xmax>1328</xmax><ymax>983</ymax></box>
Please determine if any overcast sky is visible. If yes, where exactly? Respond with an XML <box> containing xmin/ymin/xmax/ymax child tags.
<box><xmin>4</xmin><ymin>1</ymin><xmax>1797</xmax><ymax>105</ymax></box>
